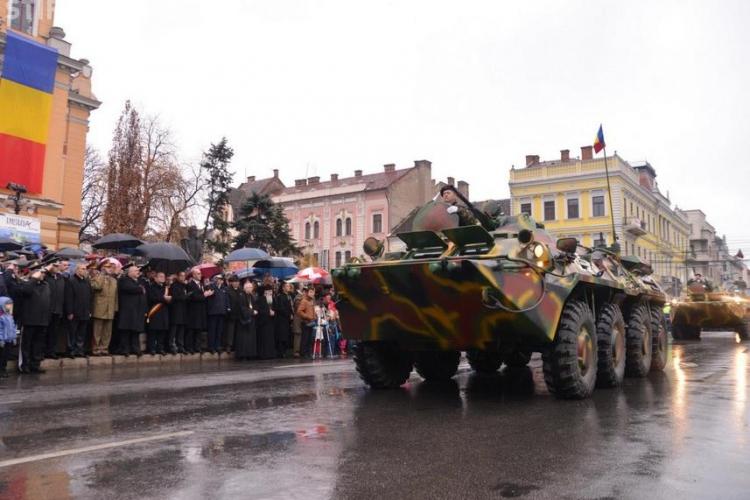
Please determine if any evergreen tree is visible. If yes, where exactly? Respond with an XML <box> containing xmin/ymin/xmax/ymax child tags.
<box><xmin>200</xmin><ymin>138</ymin><xmax>235</xmax><ymax>254</ymax></box>
<box><xmin>233</xmin><ymin>192</ymin><xmax>300</xmax><ymax>256</ymax></box>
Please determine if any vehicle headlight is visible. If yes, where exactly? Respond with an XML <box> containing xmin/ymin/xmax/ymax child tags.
<box><xmin>525</xmin><ymin>242</ymin><xmax>552</xmax><ymax>270</ymax></box>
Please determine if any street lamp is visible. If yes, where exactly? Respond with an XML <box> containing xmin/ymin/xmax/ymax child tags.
<box><xmin>5</xmin><ymin>182</ymin><xmax>29</xmax><ymax>215</ymax></box>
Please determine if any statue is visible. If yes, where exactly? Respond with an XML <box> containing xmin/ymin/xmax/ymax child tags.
<box><xmin>181</xmin><ymin>226</ymin><xmax>203</xmax><ymax>263</ymax></box>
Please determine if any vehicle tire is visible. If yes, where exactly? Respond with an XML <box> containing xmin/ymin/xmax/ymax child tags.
<box><xmin>414</xmin><ymin>351</ymin><xmax>460</xmax><ymax>381</ymax></box>
<box><xmin>650</xmin><ymin>307</ymin><xmax>669</xmax><ymax>372</ymax></box>
<box><xmin>625</xmin><ymin>303</ymin><xmax>652</xmax><ymax>378</ymax></box>
<box><xmin>503</xmin><ymin>351</ymin><xmax>531</xmax><ymax>369</ymax></box>
<box><xmin>467</xmin><ymin>350</ymin><xmax>502</xmax><ymax>374</ymax></box>
<box><xmin>736</xmin><ymin>320</ymin><xmax>749</xmax><ymax>342</ymax></box>
<box><xmin>595</xmin><ymin>303</ymin><xmax>626</xmax><ymax>388</ymax></box>
<box><xmin>353</xmin><ymin>342</ymin><xmax>413</xmax><ymax>389</ymax></box>
<box><xmin>542</xmin><ymin>299</ymin><xmax>597</xmax><ymax>399</ymax></box>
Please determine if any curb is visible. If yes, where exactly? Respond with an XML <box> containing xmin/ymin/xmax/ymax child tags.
<box><xmin>5</xmin><ymin>352</ymin><xmax>237</xmax><ymax>372</ymax></box>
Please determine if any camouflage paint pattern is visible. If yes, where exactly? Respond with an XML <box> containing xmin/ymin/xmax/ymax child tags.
<box><xmin>334</xmin><ymin>204</ymin><xmax>667</xmax><ymax>352</ymax></box>
<box><xmin>671</xmin><ymin>293</ymin><xmax>750</xmax><ymax>330</ymax></box>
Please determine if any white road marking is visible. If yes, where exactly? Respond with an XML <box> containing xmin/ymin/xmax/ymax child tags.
<box><xmin>0</xmin><ymin>400</ymin><xmax>24</xmax><ymax>406</ymax></box>
<box><xmin>0</xmin><ymin>431</ymin><xmax>194</xmax><ymax>468</ymax></box>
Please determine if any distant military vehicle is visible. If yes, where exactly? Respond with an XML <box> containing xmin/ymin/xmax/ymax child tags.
<box><xmin>671</xmin><ymin>278</ymin><xmax>750</xmax><ymax>341</ymax></box>
<box><xmin>332</xmin><ymin>196</ymin><xmax>668</xmax><ymax>399</ymax></box>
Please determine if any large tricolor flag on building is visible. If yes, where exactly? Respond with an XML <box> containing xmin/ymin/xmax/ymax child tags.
<box><xmin>0</xmin><ymin>31</ymin><xmax>58</xmax><ymax>194</ymax></box>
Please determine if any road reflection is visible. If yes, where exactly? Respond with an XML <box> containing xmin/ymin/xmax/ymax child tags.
<box><xmin>734</xmin><ymin>347</ymin><xmax>747</xmax><ymax>445</ymax></box>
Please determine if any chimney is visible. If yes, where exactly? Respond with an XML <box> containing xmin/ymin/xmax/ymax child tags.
<box><xmin>294</xmin><ymin>179</ymin><xmax>307</xmax><ymax>187</ymax></box>
<box><xmin>560</xmin><ymin>149</ymin><xmax>570</xmax><ymax>162</ymax></box>
<box><xmin>447</xmin><ymin>176</ymin><xmax>455</xmax><ymax>186</ymax></box>
<box><xmin>414</xmin><ymin>159</ymin><xmax>432</xmax><ymax>169</ymax></box>
<box><xmin>354</xmin><ymin>170</ymin><xmax>363</xmax><ymax>177</ymax></box>
<box><xmin>384</xmin><ymin>163</ymin><xmax>396</xmax><ymax>173</ymax></box>
<box><xmin>247</xmin><ymin>175</ymin><xmax>256</xmax><ymax>183</ymax></box>
<box><xmin>525</xmin><ymin>155</ymin><xmax>539</xmax><ymax>167</ymax></box>
<box><xmin>308</xmin><ymin>176</ymin><xmax>320</xmax><ymax>185</ymax></box>
<box><xmin>330</xmin><ymin>173</ymin><xmax>339</xmax><ymax>181</ymax></box>
<box><xmin>581</xmin><ymin>146</ymin><xmax>593</xmax><ymax>160</ymax></box>
<box><xmin>273</xmin><ymin>169</ymin><xmax>279</xmax><ymax>178</ymax></box>
<box><xmin>457</xmin><ymin>180</ymin><xmax>469</xmax><ymax>198</ymax></box>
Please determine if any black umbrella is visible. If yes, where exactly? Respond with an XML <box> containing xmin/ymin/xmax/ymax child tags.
<box><xmin>53</xmin><ymin>247</ymin><xmax>87</xmax><ymax>259</ymax></box>
<box><xmin>92</xmin><ymin>233</ymin><xmax>145</xmax><ymax>250</ymax></box>
<box><xmin>134</xmin><ymin>243</ymin><xmax>195</xmax><ymax>274</ymax></box>
<box><xmin>0</xmin><ymin>238</ymin><xmax>23</xmax><ymax>252</ymax></box>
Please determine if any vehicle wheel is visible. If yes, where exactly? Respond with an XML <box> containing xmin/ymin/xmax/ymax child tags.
<box><xmin>414</xmin><ymin>351</ymin><xmax>460</xmax><ymax>381</ymax></box>
<box><xmin>467</xmin><ymin>350</ymin><xmax>502</xmax><ymax>374</ymax></box>
<box><xmin>503</xmin><ymin>351</ymin><xmax>531</xmax><ymax>369</ymax></box>
<box><xmin>595</xmin><ymin>303</ymin><xmax>626</xmax><ymax>388</ymax></box>
<box><xmin>542</xmin><ymin>299</ymin><xmax>597</xmax><ymax>399</ymax></box>
<box><xmin>625</xmin><ymin>303</ymin><xmax>652</xmax><ymax>378</ymax></box>
<box><xmin>650</xmin><ymin>307</ymin><xmax>669</xmax><ymax>372</ymax></box>
<box><xmin>736</xmin><ymin>320</ymin><xmax>749</xmax><ymax>342</ymax></box>
<box><xmin>353</xmin><ymin>342</ymin><xmax>413</xmax><ymax>389</ymax></box>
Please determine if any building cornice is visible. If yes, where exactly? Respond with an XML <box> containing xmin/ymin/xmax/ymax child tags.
<box><xmin>68</xmin><ymin>91</ymin><xmax>101</xmax><ymax>111</ymax></box>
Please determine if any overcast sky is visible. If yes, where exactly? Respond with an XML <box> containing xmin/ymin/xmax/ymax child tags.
<box><xmin>55</xmin><ymin>0</ymin><xmax>750</xmax><ymax>252</ymax></box>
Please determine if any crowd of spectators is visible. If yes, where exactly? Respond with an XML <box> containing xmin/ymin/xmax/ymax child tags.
<box><xmin>0</xmin><ymin>258</ymin><xmax>344</xmax><ymax>376</ymax></box>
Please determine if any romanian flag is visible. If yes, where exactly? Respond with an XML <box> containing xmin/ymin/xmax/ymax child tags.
<box><xmin>593</xmin><ymin>124</ymin><xmax>605</xmax><ymax>154</ymax></box>
<box><xmin>0</xmin><ymin>32</ymin><xmax>58</xmax><ymax>194</ymax></box>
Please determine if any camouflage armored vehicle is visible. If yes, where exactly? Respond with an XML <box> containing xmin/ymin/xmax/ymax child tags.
<box><xmin>671</xmin><ymin>279</ymin><xmax>750</xmax><ymax>341</ymax></box>
<box><xmin>332</xmin><ymin>197</ymin><xmax>668</xmax><ymax>399</ymax></box>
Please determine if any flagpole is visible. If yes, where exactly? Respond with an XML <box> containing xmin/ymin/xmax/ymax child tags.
<box><xmin>601</xmin><ymin>145</ymin><xmax>619</xmax><ymax>253</ymax></box>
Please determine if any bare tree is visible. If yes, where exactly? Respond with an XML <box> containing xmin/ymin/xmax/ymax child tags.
<box><xmin>79</xmin><ymin>146</ymin><xmax>107</xmax><ymax>241</ymax></box>
<box><xmin>150</xmin><ymin>162</ymin><xmax>205</xmax><ymax>242</ymax></box>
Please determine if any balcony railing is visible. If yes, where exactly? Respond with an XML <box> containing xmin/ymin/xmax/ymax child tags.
<box><xmin>623</xmin><ymin>216</ymin><xmax>647</xmax><ymax>236</ymax></box>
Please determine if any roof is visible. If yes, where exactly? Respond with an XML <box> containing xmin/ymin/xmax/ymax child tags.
<box><xmin>279</xmin><ymin>168</ymin><xmax>413</xmax><ymax>197</ymax></box>
<box><xmin>229</xmin><ymin>176</ymin><xmax>286</xmax><ymax>217</ymax></box>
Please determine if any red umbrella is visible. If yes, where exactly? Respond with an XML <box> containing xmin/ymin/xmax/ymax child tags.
<box><xmin>194</xmin><ymin>262</ymin><xmax>222</xmax><ymax>279</ymax></box>
<box><xmin>295</xmin><ymin>267</ymin><xmax>332</xmax><ymax>285</ymax></box>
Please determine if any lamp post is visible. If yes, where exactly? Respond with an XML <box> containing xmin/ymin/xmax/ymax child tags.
<box><xmin>6</xmin><ymin>183</ymin><xmax>28</xmax><ymax>215</ymax></box>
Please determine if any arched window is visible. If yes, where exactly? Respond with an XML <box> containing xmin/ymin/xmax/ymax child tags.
<box><xmin>305</xmin><ymin>222</ymin><xmax>311</xmax><ymax>240</ymax></box>
<box><xmin>336</xmin><ymin>219</ymin><xmax>343</xmax><ymax>237</ymax></box>
<box><xmin>345</xmin><ymin>217</ymin><xmax>352</xmax><ymax>236</ymax></box>
<box><xmin>313</xmin><ymin>221</ymin><xmax>320</xmax><ymax>239</ymax></box>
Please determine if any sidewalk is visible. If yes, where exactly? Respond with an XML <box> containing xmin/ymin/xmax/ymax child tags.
<box><xmin>6</xmin><ymin>352</ymin><xmax>236</xmax><ymax>372</ymax></box>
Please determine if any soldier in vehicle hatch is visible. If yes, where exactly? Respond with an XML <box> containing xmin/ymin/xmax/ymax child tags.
<box><xmin>689</xmin><ymin>273</ymin><xmax>714</xmax><ymax>292</ymax></box>
<box><xmin>439</xmin><ymin>185</ymin><xmax>478</xmax><ymax>227</ymax></box>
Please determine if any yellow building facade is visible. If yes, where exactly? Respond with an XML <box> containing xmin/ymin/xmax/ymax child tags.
<box><xmin>0</xmin><ymin>0</ymin><xmax>100</xmax><ymax>249</ymax></box>
<box><xmin>509</xmin><ymin>147</ymin><xmax>690</xmax><ymax>296</ymax></box>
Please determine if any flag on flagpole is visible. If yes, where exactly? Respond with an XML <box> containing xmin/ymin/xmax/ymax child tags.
<box><xmin>593</xmin><ymin>124</ymin><xmax>605</xmax><ymax>154</ymax></box>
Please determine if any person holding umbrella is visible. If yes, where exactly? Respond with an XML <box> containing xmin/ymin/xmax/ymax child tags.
<box><xmin>146</xmin><ymin>271</ymin><xmax>171</xmax><ymax>355</ymax></box>
<box><xmin>186</xmin><ymin>268</ymin><xmax>211</xmax><ymax>354</ymax></box>
<box><xmin>117</xmin><ymin>264</ymin><xmax>146</xmax><ymax>357</ymax></box>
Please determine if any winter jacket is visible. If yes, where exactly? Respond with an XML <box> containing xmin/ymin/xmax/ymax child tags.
<box><xmin>91</xmin><ymin>274</ymin><xmax>118</xmax><ymax>320</ymax></box>
<box><xmin>226</xmin><ymin>287</ymin><xmax>244</xmax><ymax>321</ymax></box>
<box><xmin>19</xmin><ymin>277</ymin><xmax>51</xmax><ymax>326</ymax></box>
<box><xmin>186</xmin><ymin>280</ymin><xmax>207</xmax><ymax>330</ymax></box>
<box><xmin>146</xmin><ymin>280</ymin><xmax>170</xmax><ymax>331</ymax></box>
<box><xmin>207</xmin><ymin>284</ymin><xmax>229</xmax><ymax>316</ymax></box>
<box><xmin>117</xmin><ymin>276</ymin><xmax>146</xmax><ymax>332</ymax></box>
<box><xmin>45</xmin><ymin>272</ymin><xmax>66</xmax><ymax>316</ymax></box>
<box><xmin>168</xmin><ymin>281</ymin><xmax>188</xmax><ymax>326</ymax></box>
<box><xmin>64</xmin><ymin>274</ymin><xmax>92</xmax><ymax>320</ymax></box>
<box><xmin>296</xmin><ymin>295</ymin><xmax>315</xmax><ymax>323</ymax></box>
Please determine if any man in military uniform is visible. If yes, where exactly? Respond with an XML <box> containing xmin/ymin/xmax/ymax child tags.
<box><xmin>440</xmin><ymin>185</ymin><xmax>478</xmax><ymax>227</ymax></box>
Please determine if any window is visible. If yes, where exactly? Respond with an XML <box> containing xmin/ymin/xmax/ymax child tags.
<box><xmin>336</xmin><ymin>219</ymin><xmax>342</xmax><ymax>237</ymax></box>
<box><xmin>566</xmin><ymin>198</ymin><xmax>579</xmax><ymax>219</ymax></box>
<box><xmin>520</xmin><ymin>203</ymin><xmax>532</xmax><ymax>216</ymax></box>
<box><xmin>344</xmin><ymin>250</ymin><xmax>352</xmax><ymax>263</ymax></box>
<box><xmin>592</xmin><ymin>195</ymin><xmax>605</xmax><ymax>217</ymax></box>
<box><xmin>304</xmin><ymin>222</ymin><xmax>311</xmax><ymax>240</ymax></box>
<box><xmin>543</xmin><ymin>200</ymin><xmax>555</xmax><ymax>221</ymax></box>
<box><xmin>11</xmin><ymin>0</ymin><xmax>36</xmax><ymax>35</ymax></box>
<box><xmin>335</xmin><ymin>251</ymin><xmax>342</xmax><ymax>268</ymax></box>
<box><xmin>313</xmin><ymin>253</ymin><xmax>319</xmax><ymax>266</ymax></box>
<box><xmin>313</xmin><ymin>221</ymin><xmax>320</xmax><ymax>239</ymax></box>
<box><xmin>372</xmin><ymin>213</ymin><xmax>383</xmax><ymax>234</ymax></box>
<box><xmin>345</xmin><ymin>217</ymin><xmax>352</xmax><ymax>236</ymax></box>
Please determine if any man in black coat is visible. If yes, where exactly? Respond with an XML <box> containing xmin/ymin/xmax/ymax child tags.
<box><xmin>206</xmin><ymin>275</ymin><xmax>229</xmax><ymax>354</ymax></box>
<box><xmin>168</xmin><ymin>271</ymin><xmax>188</xmax><ymax>354</ymax></box>
<box><xmin>64</xmin><ymin>263</ymin><xmax>92</xmax><ymax>357</ymax></box>
<box><xmin>186</xmin><ymin>268</ymin><xmax>211</xmax><ymax>354</ymax></box>
<box><xmin>274</xmin><ymin>282</ymin><xmax>294</xmax><ymax>358</ymax></box>
<box><xmin>224</xmin><ymin>275</ymin><xmax>243</xmax><ymax>352</ymax></box>
<box><xmin>117</xmin><ymin>265</ymin><xmax>146</xmax><ymax>356</ymax></box>
<box><xmin>44</xmin><ymin>262</ymin><xmax>67</xmax><ymax>359</ymax></box>
<box><xmin>19</xmin><ymin>269</ymin><xmax>51</xmax><ymax>373</ymax></box>
<box><xmin>146</xmin><ymin>271</ymin><xmax>171</xmax><ymax>355</ymax></box>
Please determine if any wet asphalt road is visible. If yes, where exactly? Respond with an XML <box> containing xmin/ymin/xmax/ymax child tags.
<box><xmin>0</xmin><ymin>332</ymin><xmax>748</xmax><ymax>500</ymax></box>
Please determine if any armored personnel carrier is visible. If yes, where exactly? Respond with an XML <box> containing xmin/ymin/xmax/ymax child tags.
<box><xmin>671</xmin><ymin>279</ymin><xmax>750</xmax><ymax>341</ymax></box>
<box><xmin>332</xmin><ymin>198</ymin><xmax>668</xmax><ymax>399</ymax></box>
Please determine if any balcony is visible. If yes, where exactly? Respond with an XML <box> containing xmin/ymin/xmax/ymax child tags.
<box><xmin>624</xmin><ymin>217</ymin><xmax>647</xmax><ymax>236</ymax></box>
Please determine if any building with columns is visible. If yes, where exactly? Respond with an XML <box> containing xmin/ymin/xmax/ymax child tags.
<box><xmin>509</xmin><ymin>146</ymin><xmax>690</xmax><ymax>296</ymax></box>
<box><xmin>0</xmin><ymin>0</ymin><xmax>100</xmax><ymax>248</ymax></box>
